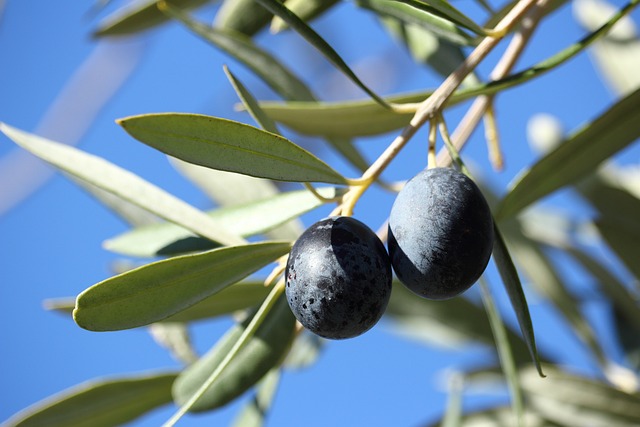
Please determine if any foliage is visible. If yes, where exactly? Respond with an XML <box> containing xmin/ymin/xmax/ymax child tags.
<box><xmin>2</xmin><ymin>0</ymin><xmax>640</xmax><ymax>425</ymax></box>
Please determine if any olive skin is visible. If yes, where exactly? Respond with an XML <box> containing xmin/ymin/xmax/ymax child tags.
<box><xmin>388</xmin><ymin>167</ymin><xmax>494</xmax><ymax>300</ymax></box>
<box><xmin>285</xmin><ymin>216</ymin><xmax>392</xmax><ymax>339</ymax></box>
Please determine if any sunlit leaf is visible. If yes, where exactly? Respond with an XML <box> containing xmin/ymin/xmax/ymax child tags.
<box><xmin>5</xmin><ymin>372</ymin><xmax>177</xmax><ymax>427</ymax></box>
<box><xmin>492</xmin><ymin>224</ymin><xmax>545</xmax><ymax>376</ymax></box>
<box><xmin>391</xmin><ymin>0</ymin><xmax>488</xmax><ymax>36</ymax></box>
<box><xmin>117</xmin><ymin>113</ymin><xmax>348</xmax><ymax>184</ymax></box>
<box><xmin>213</xmin><ymin>0</ymin><xmax>273</xmax><ymax>36</ymax></box>
<box><xmin>172</xmin><ymin>292</ymin><xmax>295</xmax><ymax>412</ymax></box>
<box><xmin>253</xmin><ymin>0</ymin><xmax>390</xmax><ymax>108</ymax></box>
<box><xmin>94</xmin><ymin>0</ymin><xmax>210</xmax><ymax>37</ymax></box>
<box><xmin>104</xmin><ymin>187</ymin><xmax>342</xmax><ymax>257</ymax></box>
<box><xmin>0</xmin><ymin>122</ymin><xmax>245</xmax><ymax>247</ymax></box>
<box><xmin>73</xmin><ymin>241</ymin><xmax>291</xmax><ymax>331</ymax></box>
<box><xmin>230</xmin><ymin>368</ymin><xmax>281</xmax><ymax>427</ymax></box>
<box><xmin>497</xmin><ymin>87</ymin><xmax>640</xmax><ymax>219</ymax></box>
<box><xmin>161</xmin><ymin>4</ymin><xmax>315</xmax><ymax>101</ymax></box>
<box><xmin>271</xmin><ymin>0</ymin><xmax>340</xmax><ymax>33</ymax></box>
<box><xmin>521</xmin><ymin>366</ymin><xmax>640</xmax><ymax>426</ymax></box>
<box><xmin>357</xmin><ymin>0</ymin><xmax>476</xmax><ymax>46</ymax></box>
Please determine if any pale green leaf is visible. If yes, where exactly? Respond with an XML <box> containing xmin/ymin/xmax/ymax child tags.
<box><xmin>230</xmin><ymin>369</ymin><xmax>281</xmax><ymax>427</ymax></box>
<box><xmin>0</xmin><ymin>122</ymin><xmax>245</xmax><ymax>247</ymax></box>
<box><xmin>271</xmin><ymin>0</ymin><xmax>340</xmax><ymax>33</ymax></box>
<box><xmin>5</xmin><ymin>372</ymin><xmax>177</xmax><ymax>427</ymax></box>
<box><xmin>283</xmin><ymin>331</ymin><xmax>325</xmax><ymax>370</ymax></box>
<box><xmin>391</xmin><ymin>0</ymin><xmax>488</xmax><ymax>36</ymax></box>
<box><xmin>172</xmin><ymin>292</ymin><xmax>295</xmax><ymax>412</ymax></box>
<box><xmin>162</xmin><ymin>4</ymin><xmax>315</xmax><ymax>101</ymax></box>
<box><xmin>94</xmin><ymin>0</ymin><xmax>210</xmax><ymax>37</ymax></box>
<box><xmin>149</xmin><ymin>323</ymin><xmax>198</xmax><ymax>365</ymax></box>
<box><xmin>103</xmin><ymin>187</ymin><xmax>342</xmax><ymax>258</ymax></box>
<box><xmin>213</xmin><ymin>0</ymin><xmax>273</xmax><ymax>36</ymax></box>
<box><xmin>253</xmin><ymin>0</ymin><xmax>390</xmax><ymax>108</ymax></box>
<box><xmin>497</xmin><ymin>87</ymin><xmax>640</xmax><ymax>219</ymax></box>
<box><xmin>73</xmin><ymin>241</ymin><xmax>292</xmax><ymax>331</ymax></box>
<box><xmin>492</xmin><ymin>224</ymin><xmax>545</xmax><ymax>376</ymax></box>
<box><xmin>117</xmin><ymin>113</ymin><xmax>347</xmax><ymax>184</ymax></box>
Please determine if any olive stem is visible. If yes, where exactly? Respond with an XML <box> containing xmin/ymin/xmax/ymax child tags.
<box><xmin>436</xmin><ymin>0</ymin><xmax>550</xmax><ymax>168</ymax></box>
<box><xmin>338</xmin><ymin>0</ymin><xmax>538</xmax><ymax>216</ymax></box>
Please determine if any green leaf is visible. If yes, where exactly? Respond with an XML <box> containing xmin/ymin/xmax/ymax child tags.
<box><xmin>356</xmin><ymin>0</ymin><xmax>476</xmax><ymax>46</ymax></box>
<box><xmin>230</xmin><ymin>368</ymin><xmax>281</xmax><ymax>427</ymax></box>
<box><xmin>103</xmin><ymin>187</ymin><xmax>342</xmax><ymax>258</ymax></box>
<box><xmin>149</xmin><ymin>323</ymin><xmax>198</xmax><ymax>365</ymax></box>
<box><xmin>161</xmin><ymin>4</ymin><xmax>316</xmax><ymax>101</ymax></box>
<box><xmin>521</xmin><ymin>366</ymin><xmax>640</xmax><ymax>426</ymax></box>
<box><xmin>213</xmin><ymin>0</ymin><xmax>273</xmax><ymax>36</ymax></box>
<box><xmin>46</xmin><ymin>281</ymin><xmax>272</xmax><ymax>324</ymax></box>
<box><xmin>497</xmin><ymin>87</ymin><xmax>640</xmax><ymax>219</ymax></box>
<box><xmin>253</xmin><ymin>0</ymin><xmax>391</xmax><ymax>109</ymax></box>
<box><xmin>391</xmin><ymin>0</ymin><xmax>488</xmax><ymax>36</ymax></box>
<box><xmin>492</xmin><ymin>224</ymin><xmax>545</xmax><ymax>377</ymax></box>
<box><xmin>5</xmin><ymin>372</ymin><xmax>177</xmax><ymax>427</ymax></box>
<box><xmin>0</xmin><ymin>122</ymin><xmax>246</xmax><ymax>247</ymax></box>
<box><xmin>93</xmin><ymin>0</ymin><xmax>210</xmax><ymax>37</ymax></box>
<box><xmin>479</xmin><ymin>279</ymin><xmax>524</xmax><ymax>426</ymax></box>
<box><xmin>596</xmin><ymin>217</ymin><xmax>640</xmax><ymax>280</ymax></box>
<box><xmin>73</xmin><ymin>241</ymin><xmax>291</xmax><ymax>331</ymax></box>
<box><xmin>270</xmin><ymin>0</ymin><xmax>340</xmax><ymax>33</ymax></box>
<box><xmin>117</xmin><ymin>113</ymin><xmax>347</xmax><ymax>184</ymax></box>
<box><xmin>283</xmin><ymin>331</ymin><xmax>325</xmax><ymax>370</ymax></box>
<box><xmin>172</xmin><ymin>291</ymin><xmax>295</xmax><ymax>412</ymax></box>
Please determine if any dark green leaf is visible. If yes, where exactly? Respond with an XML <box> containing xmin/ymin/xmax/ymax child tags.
<box><xmin>172</xmin><ymin>292</ymin><xmax>295</xmax><ymax>412</ymax></box>
<box><xmin>5</xmin><ymin>372</ymin><xmax>177</xmax><ymax>427</ymax></box>
<box><xmin>73</xmin><ymin>241</ymin><xmax>291</xmax><ymax>331</ymax></box>
<box><xmin>117</xmin><ymin>113</ymin><xmax>347</xmax><ymax>184</ymax></box>
<box><xmin>0</xmin><ymin>122</ymin><xmax>245</xmax><ymax>247</ymax></box>
<box><xmin>253</xmin><ymin>0</ymin><xmax>391</xmax><ymax>108</ymax></box>
<box><xmin>94</xmin><ymin>0</ymin><xmax>210</xmax><ymax>37</ymax></box>
<box><xmin>497</xmin><ymin>86</ymin><xmax>640</xmax><ymax>219</ymax></box>
<box><xmin>613</xmin><ymin>305</ymin><xmax>640</xmax><ymax>371</ymax></box>
<box><xmin>271</xmin><ymin>0</ymin><xmax>340</xmax><ymax>33</ymax></box>
<box><xmin>213</xmin><ymin>0</ymin><xmax>273</xmax><ymax>36</ymax></box>
<box><xmin>521</xmin><ymin>366</ymin><xmax>640</xmax><ymax>426</ymax></box>
<box><xmin>162</xmin><ymin>5</ymin><xmax>315</xmax><ymax>101</ymax></box>
<box><xmin>492</xmin><ymin>224</ymin><xmax>545</xmax><ymax>376</ymax></box>
<box><xmin>596</xmin><ymin>217</ymin><xmax>640</xmax><ymax>280</ymax></box>
<box><xmin>104</xmin><ymin>186</ymin><xmax>343</xmax><ymax>258</ymax></box>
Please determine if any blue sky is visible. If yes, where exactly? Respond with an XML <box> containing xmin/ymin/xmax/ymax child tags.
<box><xmin>1</xmin><ymin>1</ymin><xmax>638</xmax><ymax>426</ymax></box>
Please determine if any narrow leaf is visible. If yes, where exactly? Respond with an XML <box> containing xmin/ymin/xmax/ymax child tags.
<box><xmin>161</xmin><ymin>4</ymin><xmax>315</xmax><ymax>101</ymax></box>
<box><xmin>171</xmin><ymin>289</ymin><xmax>295</xmax><ymax>413</ymax></box>
<box><xmin>596</xmin><ymin>217</ymin><xmax>640</xmax><ymax>280</ymax></box>
<box><xmin>213</xmin><ymin>0</ymin><xmax>273</xmax><ymax>36</ymax></box>
<box><xmin>230</xmin><ymin>369</ymin><xmax>281</xmax><ymax>427</ymax></box>
<box><xmin>94</xmin><ymin>0</ymin><xmax>210</xmax><ymax>37</ymax></box>
<box><xmin>118</xmin><ymin>113</ymin><xmax>347</xmax><ymax>184</ymax></box>
<box><xmin>0</xmin><ymin>122</ymin><xmax>246</xmax><ymax>247</ymax></box>
<box><xmin>5</xmin><ymin>372</ymin><xmax>177</xmax><ymax>427</ymax></box>
<box><xmin>73</xmin><ymin>241</ymin><xmax>292</xmax><ymax>331</ymax></box>
<box><xmin>391</xmin><ymin>0</ymin><xmax>488</xmax><ymax>36</ymax></box>
<box><xmin>492</xmin><ymin>223</ymin><xmax>545</xmax><ymax>376</ymax></box>
<box><xmin>46</xmin><ymin>281</ymin><xmax>272</xmax><ymax>324</ymax></box>
<box><xmin>253</xmin><ymin>0</ymin><xmax>391</xmax><ymax>109</ymax></box>
<box><xmin>104</xmin><ymin>187</ymin><xmax>343</xmax><ymax>258</ymax></box>
<box><xmin>271</xmin><ymin>0</ymin><xmax>340</xmax><ymax>33</ymax></box>
<box><xmin>497</xmin><ymin>87</ymin><xmax>640</xmax><ymax>219</ymax></box>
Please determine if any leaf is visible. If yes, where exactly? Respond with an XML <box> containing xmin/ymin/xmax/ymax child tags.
<box><xmin>171</xmin><ymin>292</ymin><xmax>295</xmax><ymax>412</ymax></box>
<box><xmin>93</xmin><ymin>0</ymin><xmax>210</xmax><ymax>37</ymax></box>
<box><xmin>270</xmin><ymin>0</ymin><xmax>340</xmax><ymax>33</ymax></box>
<box><xmin>230</xmin><ymin>369</ymin><xmax>281</xmax><ymax>427</ymax></box>
<box><xmin>356</xmin><ymin>0</ymin><xmax>477</xmax><ymax>46</ymax></box>
<box><xmin>521</xmin><ymin>366</ymin><xmax>640</xmax><ymax>426</ymax></box>
<box><xmin>73</xmin><ymin>241</ymin><xmax>292</xmax><ymax>331</ymax></box>
<box><xmin>104</xmin><ymin>187</ymin><xmax>342</xmax><ymax>258</ymax></box>
<box><xmin>0</xmin><ymin>122</ymin><xmax>246</xmax><ymax>247</ymax></box>
<box><xmin>117</xmin><ymin>113</ymin><xmax>348</xmax><ymax>184</ymax></box>
<box><xmin>161</xmin><ymin>4</ymin><xmax>315</xmax><ymax>101</ymax></box>
<box><xmin>492</xmin><ymin>224</ymin><xmax>545</xmax><ymax>376</ymax></box>
<box><xmin>4</xmin><ymin>372</ymin><xmax>177</xmax><ymax>427</ymax></box>
<box><xmin>253</xmin><ymin>0</ymin><xmax>391</xmax><ymax>109</ymax></box>
<box><xmin>46</xmin><ymin>281</ymin><xmax>272</xmax><ymax>324</ymax></box>
<box><xmin>479</xmin><ymin>279</ymin><xmax>524</xmax><ymax>426</ymax></box>
<box><xmin>149</xmin><ymin>323</ymin><xmax>198</xmax><ymax>365</ymax></box>
<box><xmin>391</xmin><ymin>0</ymin><xmax>488</xmax><ymax>36</ymax></box>
<box><xmin>258</xmin><ymin>91</ymin><xmax>427</xmax><ymax>138</ymax></box>
<box><xmin>497</xmin><ymin>87</ymin><xmax>640</xmax><ymax>219</ymax></box>
<box><xmin>596</xmin><ymin>217</ymin><xmax>640</xmax><ymax>280</ymax></box>
<box><xmin>283</xmin><ymin>331</ymin><xmax>325</xmax><ymax>370</ymax></box>
<box><xmin>213</xmin><ymin>0</ymin><xmax>273</xmax><ymax>36</ymax></box>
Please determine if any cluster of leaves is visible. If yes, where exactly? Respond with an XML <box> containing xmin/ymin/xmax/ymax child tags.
<box><xmin>2</xmin><ymin>0</ymin><xmax>640</xmax><ymax>426</ymax></box>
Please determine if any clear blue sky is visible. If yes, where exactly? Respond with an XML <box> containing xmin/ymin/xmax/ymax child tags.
<box><xmin>1</xmin><ymin>1</ymin><xmax>638</xmax><ymax>426</ymax></box>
